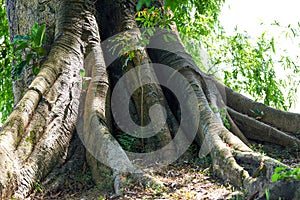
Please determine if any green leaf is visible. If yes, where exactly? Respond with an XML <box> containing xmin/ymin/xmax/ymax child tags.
<box><xmin>167</xmin><ymin>34</ymin><xmax>177</xmax><ymax>42</ymax></box>
<box><xmin>34</xmin><ymin>24</ymin><xmax>46</xmax><ymax>47</ymax></box>
<box><xmin>82</xmin><ymin>81</ymin><xmax>88</xmax><ymax>90</ymax></box>
<box><xmin>270</xmin><ymin>37</ymin><xmax>275</xmax><ymax>53</ymax></box>
<box><xmin>32</xmin><ymin>46</ymin><xmax>46</xmax><ymax>56</ymax></box>
<box><xmin>265</xmin><ymin>188</ymin><xmax>270</xmax><ymax>200</ymax></box>
<box><xmin>33</xmin><ymin>65</ymin><xmax>39</xmax><ymax>75</ymax></box>
<box><xmin>271</xmin><ymin>173</ymin><xmax>279</xmax><ymax>182</ymax></box>
<box><xmin>79</xmin><ymin>69</ymin><xmax>85</xmax><ymax>77</ymax></box>
<box><xmin>163</xmin><ymin>34</ymin><xmax>169</xmax><ymax>42</ymax></box>
<box><xmin>135</xmin><ymin>17</ymin><xmax>143</xmax><ymax>22</ymax></box>
<box><xmin>13</xmin><ymin>35</ymin><xmax>30</xmax><ymax>43</ymax></box>
<box><xmin>26</xmin><ymin>53</ymin><xmax>33</xmax><ymax>63</ymax></box>
<box><xmin>274</xmin><ymin>167</ymin><xmax>286</xmax><ymax>173</ymax></box>
<box><xmin>13</xmin><ymin>60</ymin><xmax>27</xmax><ymax>78</ymax></box>
<box><xmin>136</xmin><ymin>0</ymin><xmax>152</xmax><ymax>11</ymax></box>
<box><xmin>136</xmin><ymin>0</ymin><xmax>144</xmax><ymax>11</ymax></box>
<box><xmin>13</xmin><ymin>41</ymin><xmax>28</xmax><ymax>53</ymax></box>
<box><xmin>30</xmin><ymin>22</ymin><xmax>39</xmax><ymax>38</ymax></box>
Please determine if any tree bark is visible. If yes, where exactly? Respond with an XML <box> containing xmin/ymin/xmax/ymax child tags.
<box><xmin>1</xmin><ymin>0</ymin><xmax>300</xmax><ymax>199</ymax></box>
<box><xmin>0</xmin><ymin>0</ymin><xmax>88</xmax><ymax>198</ymax></box>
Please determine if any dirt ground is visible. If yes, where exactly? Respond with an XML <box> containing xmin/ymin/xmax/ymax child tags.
<box><xmin>32</xmin><ymin>140</ymin><xmax>300</xmax><ymax>200</ymax></box>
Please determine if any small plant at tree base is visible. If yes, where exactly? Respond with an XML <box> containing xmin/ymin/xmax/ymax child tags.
<box><xmin>272</xmin><ymin>166</ymin><xmax>300</xmax><ymax>182</ymax></box>
<box><xmin>220</xmin><ymin>107</ymin><xmax>230</xmax><ymax>129</ymax></box>
<box><xmin>210</xmin><ymin>105</ymin><xmax>231</xmax><ymax>129</ymax></box>
<box><xmin>12</xmin><ymin>22</ymin><xmax>46</xmax><ymax>79</ymax></box>
<box><xmin>265</xmin><ymin>188</ymin><xmax>270</xmax><ymax>200</ymax></box>
<box><xmin>249</xmin><ymin>143</ymin><xmax>265</xmax><ymax>155</ymax></box>
<box><xmin>115</xmin><ymin>132</ymin><xmax>141</xmax><ymax>152</ymax></box>
<box><xmin>250</xmin><ymin>108</ymin><xmax>265</xmax><ymax>120</ymax></box>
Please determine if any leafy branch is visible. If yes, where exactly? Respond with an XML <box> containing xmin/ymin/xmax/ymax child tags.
<box><xmin>12</xmin><ymin>22</ymin><xmax>46</xmax><ymax>79</ymax></box>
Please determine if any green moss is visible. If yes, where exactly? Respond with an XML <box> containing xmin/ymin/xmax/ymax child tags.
<box><xmin>7</xmin><ymin>171</ymin><xmax>11</xmax><ymax>178</ymax></box>
<box><xmin>25</xmin><ymin>130</ymin><xmax>36</xmax><ymax>145</ymax></box>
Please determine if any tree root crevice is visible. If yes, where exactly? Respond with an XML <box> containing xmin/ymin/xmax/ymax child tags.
<box><xmin>228</xmin><ymin>107</ymin><xmax>300</xmax><ymax>149</ymax></box>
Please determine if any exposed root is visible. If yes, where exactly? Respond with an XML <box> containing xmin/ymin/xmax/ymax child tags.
<box><xmin>146</xmin><ymin>28</ymin><xmax>300</xmax><ymax>197</ymax></box>
<box><xmin>110</xmin><ymin>168</ymin><xmax>165</xmax><ymax>198</ymax></box>
<box><xmin>226</xmin><ymin>110</ymin><xmax>250</xmax><ymax>146</ymax></box>
<box><xmin>223</xmin><ymin>83</ymin><xmax>300</xmax><ymax>134</ymax></box>
<box><xmin>228</xmin><ymin>107</ymin><xmax>300</xmax><ymax>149</ymax></box>
<box><xmin>199</xmin><ymin>118</ymin><xmax>300</xmax><ymax>199</ymax></box>
<box><xmin>2</xmin><ymin>0</ymin><xmax>300</xmax><ymax>199</ymax></box>
<box><xmin>29</xmin><ymin>132</ymin><xmax>91</xmax><ymax>199</ymax></box>
<box><xmin>0</xmin><ymin>12</ymin><xmax>85</xmax><ymax>200</ymax></box>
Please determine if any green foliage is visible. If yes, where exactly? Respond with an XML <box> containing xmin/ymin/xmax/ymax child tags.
<box><xmin>135</xmin><ymin>0</ymin><xmax>298</xmax><ymax>110</ymax></box>
<box><xmin>249</xmin><ymin>143</ymin><xmax>265</xmax><ymax>155</ymax></box>
<box><xmin>220</xmin><ymin>108</ymin><xmax>230</xmax><ymax>129</ymax></box>
<box><xmin>136</xmin><ymin>0</ymin><xmax>225</xmax><ymax>38</ymax></box>
<box><xmin>0</xmin><ymin>0</ymin><xmax>7</xmax><ymax>36</ymax></box>
<box><xmin>136</xmin><ymin>0</ymin><xmax>299</xmax><ymax>111</ymax></box>
<box><xmin>116</xmin><ymin>131</ymin><xmax>159</xmax><ymax>153</ymax></box>
<box><xmin>116</xmin><ymin>132</ymin><xmax>138</xmax><ymax>151</ymax></box>
<box><xmin>136</xmin><ymin>0</ymin><xmax>152</xmax><ymax>11</ymax></box>
<box><xmin>135</xmin><ymin>0</ymin><xmax>300</xmax><ymax>111</ymax></box>
<box><xmin>12</xmin><ymin>22</ymin><xmax>46</xmax><ymax>79</ymax></box>
<box><xmin>115</xmin><ymin>131</ymin><xmax>148</xmax><ymax>152</ymax></box>
<box><xmin>250</xmin><ymin>108</ymin><xmax>265</xmax><ymax>120</ymax></box>
<box><xmin>210</xmin><ymin>106</ymin><xmax>230</xmax><ymax>129</ymax></box>
<box><xmin>0</xmin><ymin>0</ymin><xmax>13</xmax><ymax>123</ymax></box>
<box><xmin>171</xmin><ymin>4</ymin><xmax>299</xmax><ymax>111</ymax></box>
<box><xmin>211</xmin><ymin>29</ymin><xmax>298</xmax><ymax>110</ymax></box>
<box><xmin>0</xmin><ymin>1</ymin><xmax>46</xmax><ymax>123</ymax></box>
<box><xmin>265</xmin><ymin>188</ymin><xmax>270</xmax><ymax>200</ymax></box>
<box><xmin>108</xmin><ymin>31</ymin><xmax>146</xmax><ymax>65</ymax></box>
<box><xmin>152</xmin><ymin>184</ymin><xmax>166</xmax><ymax>197</ymax></box>
<box><xmin>165</xmin><ymin>0</ymin><xmax>224</xmax><ymax>19</ymax></box>
<box><xmin>272</xmin><ymin>166</ymin><xmax>300</xmax><ymax>182</ymax></box>
<box><xmin>79</xmin><ymin>69</ymin><xmax>85</xmax><ymax>77</ymax></box>
<box><xmin>171</xmin><ymin>4</ymin><xmax>216</xmax><ymax>39</ymax></box>
<box><xmin>135</xmin><ymin>6</ymin><xmax>173</xmax><ymax>29</ymax></box>
<box><xmin>74</xmin><ymin>169</ymin><xmax>93</xmax><ymax>184</ymax></box>
<box><xmin>34</xmin><ymin>182</ymin><xmax>43</xmax><ymax>193</ymax></box>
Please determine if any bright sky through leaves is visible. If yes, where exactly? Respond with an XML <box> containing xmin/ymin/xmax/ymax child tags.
<box><xmin>220</xmin><ymin>0</ymin><xmax>300</xmax><ymax>113</ymax></box>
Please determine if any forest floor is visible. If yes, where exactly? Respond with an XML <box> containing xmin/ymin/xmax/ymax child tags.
<box><xmin>33</xmin><ymin>140</ymin><xmax>300</xmax><ymax>200</ymax></box>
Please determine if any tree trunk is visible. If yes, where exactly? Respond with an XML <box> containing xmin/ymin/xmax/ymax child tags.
<box><xmin>1</xmin><ymin>0</ymin><xmax>300</xmax><ymax>199</ymax></box>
